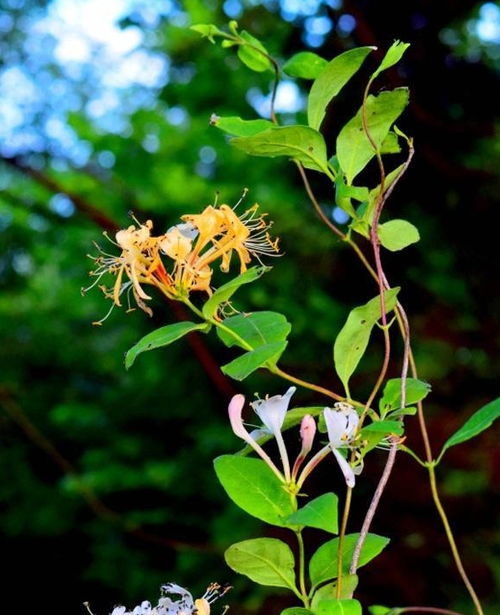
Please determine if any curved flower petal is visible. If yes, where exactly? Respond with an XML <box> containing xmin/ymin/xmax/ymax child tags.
<box><xmin>250</xmin><ymin>387</ymin><xmax>296</xmax><ymax>437</ymax></box>
<box><xmin>331</xmin><ymin>447</ymin><xmax>356</xmax><ymax>488</ymax></box>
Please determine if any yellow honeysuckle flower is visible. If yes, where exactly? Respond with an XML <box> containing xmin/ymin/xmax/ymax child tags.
<box><xmin>85</xmin><ymin>198</ymin><xmax>279</xmax><ymax>324</ymax></box>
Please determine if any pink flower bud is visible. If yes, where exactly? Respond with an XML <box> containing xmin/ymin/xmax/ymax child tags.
<box><xmin>299</xmin><ymin>414</ymin><xmax>316</xmax><ymax>455</ymax></box>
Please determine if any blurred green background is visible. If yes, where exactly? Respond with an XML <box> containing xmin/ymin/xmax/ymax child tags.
<box><xmin>0</xmin><ymin>0</ymin><xmax>499</xmax><ymax>613</ymax></box>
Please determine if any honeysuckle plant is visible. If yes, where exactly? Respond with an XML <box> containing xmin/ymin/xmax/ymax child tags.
<box><xmin>86</xmin><ymin>21</ymin><xmax>500</xmax><ymax>615</ymax></box>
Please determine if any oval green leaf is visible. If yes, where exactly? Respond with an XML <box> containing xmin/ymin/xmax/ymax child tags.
<box><xmin>309</xmin><ymin>533</ymin><xmax>390</xmax><ymax>587</ymax></box>
<box><xmin>231</xmin><ymin>125</ymin><xmax>329</xmax><ymax>173</ymax></box>
<box><xmin>283</xmin><ymin>51</ymin><xmax>328</xmax><ymax>79</ymax></box>
<box><xmin>378</xmin><ymin>219</ymin><xmax>420</xmax><ymax>251</ymax></box>
<box><xmin>316</xmin><ymin>599</ymin><xmax>362</xmax><ymax>615</ymax></box>
<box><xmin>221</xmin><ymin>341</ymin><xmax>287</xmax><ymax>380</ymax></box>
<box><xmin>217</xmin><ymin>311</ymin><xmax>291</xmax><ymax>349</ymax></box>
<box><xmin>125</xmin><ymin>321</ymin><xmax>208</xmax><ymax>369</ymax></box>
<box><xmin>211</xmin><ymin>115</ymin><xmax>274</xmax><ymax>137</ymax></box>
<box><xmin>307</xmin><ymin>47</ymin><xmax>376</xmax><ymax>130</ymax></box>
<box><xmin>281</xmin><ymin>609</ymin><xmax>314</xmax><ymax>615</ymax></box>
<box><xmin>225</xmin><ymin>537</ymin><xmax>297</xmax><ymax>589</ymax></box>
<box><xmin>214</xmin><ymin>455</ymin><xmax>295</xmax><ymax>526</ymax></box>
<box><xmin>287</xmin><ymin>492</ymin><xmax>339</xmax><ymax>534</ymax></box>
<box><xmin>438</xmin><ymin>397</ymin><xmax>500</xmax><ymax>460</ymax></box>
<box><xmin>336</xmin><ymin>88</ymin><xmax>409</xmax><ymax>184</ymax></box>
<box><xmin>237</xmin><ymin>31</ymin><xmax>273</xmax><ymax>72</ymax></box>
<box><xmin>333</xmin><ymin>288</ymin><xmax>400</xmax><ymax>397</ymax></box>
<box><xmin>379</xmin><ymin>377</ymin><xmax>431</xmax><ymax>416</ymax></box>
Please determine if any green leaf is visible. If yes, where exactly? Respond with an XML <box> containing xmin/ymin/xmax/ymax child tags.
<box><xmin>231</xmin><ymin>126</ymin><xmax>329</xmax><ymax>173</ymax></box>
<box><xmin>307</xmin><ymin>47</ymin><xmax>376</xmax><ymax>130</ymax></box>
<box><xmin>311</xmin><ymin>576</ymin><xmax>358</xmax><ymax>608</ymax></box>
<box><xmin>368</xmin><ymin>607</ymin><xmax>394</xmax><ymax>615</ymax></box>
<box><xmin>309</xmin><ymin>533</ymin><xmax>390</xmax><ymax>587</ymax></box>
<box><xmin>439</xmin><ymin>397</ymin><xmax>500</xmax><ymax>458</ymax></box>
<box><xmin>237</xmin><ymin>31</ymin><xmax>273</xmax><ymax>72</ymax></box>
<box><xmin>281</xmin><ymin>609</ymin><xmax>314</xmax><ymax>615</ymax></box>
<box><xmin>335</xmin><ymin>174</ymin><xmax>369</xmax><ymax>217</ymax></box>
<box><xmin>315</xmin><ymin>599</ymin><xmax>362</xmax><ymax>615</ymax></box>
<box><xmin>210</xmin><ymin>115</ymin><xmax>274</xmax><ymax>137</ymax></box>
<box><xmin>362</xmin><ymin>164</ymin><xmax>407</xmax><ymax>226</ymax></box>
<box><xmin>125</xmin><ymin>322</ymin><xmax>208</xmax><ymax>369</ymax></box>
<box><xmin>380</xmin><ymin>131</ymin><xmax>401</xmax><ymax>154</ymax></box>
<box><xmin>360</xmin><ymin>420</ymin><xmax>404</xmax><ymax>436</ymax></box>
<box><xmin>286</xmin><ymin>493</ymin><xmax>339</xmax><ymax>534</ymax></box>
<box><xmin>378</xmin><ymin>219</ymin><xmax>420</xmax><ymax>251</ymax></box>
<box><xmin>370</xmin><ymin>40</ymin><xmax>410</xmax><ymax>82</ymax></box>
<box><xmin>202</xmin><ymin>266</ymin><xmax>269</xmax><ymax>319</ymax></box>
<box><xmin>214</xmin><ymin>455</ymin><xmax>295</xmax><ymax>526</ymax></box>
<box><xmin>283</xmin><ymin>51</ymin><xmax>328</xmax><ymax>79</ymax></box>
<box><xmin>225</xmin><ymin>538</ymin><xmax>297</xmax><ymax>589</ymax></box>
<box><xmin>336</xmin><ymin>88</ymin><xmax>409</xmax><ymax>184</ymax></box>
<box><xmin>217</xmin><ymin>311</ymin><xmax>291</xmax><ymax>350</ymax></box>
<box><xmin>379</xmin><ymin>378</ymin><xmax>431</xmax><ymax>416</ymax></box>
<box><xmin>221</xmin><ymin>341</ymin><xmax>287</xmax><ymax>380</ymax></box>
<box><xmin>190</xmin><ymin>24</ymin><xmax>225</xmax><ymax>43</ymax></box>
<box><xmin>333</xmin><ymin>289</ymin><xmax>400</xmax><ymax>397</ymax></box>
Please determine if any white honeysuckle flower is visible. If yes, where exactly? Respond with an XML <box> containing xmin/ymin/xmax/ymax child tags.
<box><xmin>323</xmin><ymin>403</ymin><xmax>360</xmax><ymax>488</ymax></box>
<box><xmin>108</xmin><ymin>582</ymin><xmax>229</xmax><ymax>615</ymax></box>
<box><xmin>250</xmin><ymin>386</ymin><xmax>296</xmax><ymax>482</ymax></box>
<box><xmin>250</xmin><ymin>386</ymin><xmax>296</xmax><ymax>437</ymax></box>
<box><xmin>228</xmin><ymin>394</ymin><xmax>285</xmax><ymax>481</ymax></box>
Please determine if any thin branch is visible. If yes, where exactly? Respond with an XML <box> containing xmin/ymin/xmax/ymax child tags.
<box><xmin>349</xmin><ymin>436</ymin><xmax>399</xmax><ymax>574</ymax></box>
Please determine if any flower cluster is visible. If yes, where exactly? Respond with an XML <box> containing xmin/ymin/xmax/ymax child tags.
<box><xmin>107</xmin><ymin>582</ymin><xmax>230</xmax><ymax>615</ymax></box>
<box><xmin>228</xmin><ymin>389</ymin><xmax>361</xmax><ymax>490</ymax></box>
<box><xmin>84</xmin><ymin>200</ymin><xmax>279</xmax><ymax>324</ymax></box>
